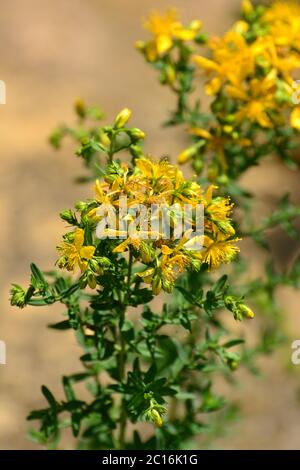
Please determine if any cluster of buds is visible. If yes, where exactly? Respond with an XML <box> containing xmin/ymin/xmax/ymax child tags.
<box><xmin>224</xmin><ymin>295</ymin><xmax>255</xmax><ymax>321</ymax></box>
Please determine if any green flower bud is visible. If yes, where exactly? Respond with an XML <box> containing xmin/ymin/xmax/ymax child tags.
<box><xmin>10</xmin><ymin>285</ymin><xmax>26</xmax><ymax>308</ymax></box>
<box><xmin>130</xmin><ymin>144</ymin><xmax>144</xmax><ymax>158</ymax></box>
<box><xmin>217</xmin><ymin>174</ymin><xmax>229</xmax><ymax>186</ymax></box>
<box><xmin>129</xmin><ymin>128</ymin><xmax>146</xmax><ymax>141</ymax></box>
<box><xmin>192</xmin><ymin>158</ymin><xmax>204</xmax><ymax>174</ymax></box>
<box><xmin>89</xmin><ymin>259</ymin><xmax>103</xmax><ymax>275</ymax></box>
<box><xmin>75</xmin><ymin>201</ymin><xmax>90</xmax><ymax>212</ymax></box>
<box><xmin>195</xmin><ymin>32</ymin><xmax>208</xmax><ymax>44</ymax></box>
<box><xmin>152</xmin><ymin>275</ymin><xmax>162</xmax><ymax>295</ymax></box>
<box><xmin>227</xmin><ymin>358</ymin><xmax>239</xmax><ymax>371</ymax></box>
<box><xmin>87</xmin><ymin>273</ymin><xmax>97</xmax><ymax>289</ymax></box>
<box><xmin>60</xmin><ymin>209</ymin><xmax>77</xmax><ymax>225</ymax></box>
<box><xmin>161</xmin><ymin>64</ymin><xmax>177</xmax><ymax>85</ymax></box>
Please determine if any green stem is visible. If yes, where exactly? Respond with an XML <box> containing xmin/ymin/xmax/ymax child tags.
<box><xmin>117</xmin><ymin>306</ymin><xmax>126</xmax><ymax>449</ymax></box>
<box><xmin>117</xmin><ymin>249</ymin><xmax>133</xmax><ymax>449</ymax></box>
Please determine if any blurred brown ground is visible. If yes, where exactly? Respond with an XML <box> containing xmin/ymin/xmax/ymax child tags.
<box><xmin>1</xmin><ymin>0</ymin><xmax>300</xmax><ymax>449</ymax></box>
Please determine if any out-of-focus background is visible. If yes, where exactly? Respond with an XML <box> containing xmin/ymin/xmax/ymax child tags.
<box><xmin>1</xmin><ymin>0</ymin><xmax>300</xmax><ymax>449</ymax></box>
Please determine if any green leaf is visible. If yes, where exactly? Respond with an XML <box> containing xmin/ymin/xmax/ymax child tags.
<box><xmin>41</xmin><ymin>385</ymin><xmax>57</xmax><ymax>409</ymax></box>
<box><xmin>48</xmin><ymin>320</ymin><xmax>71</xmax><ymax>330</ymax></box>
<box><xmin>223</xmin><ymin>339</ymin><xmax>245</xmax><ymax>348</ymax></box>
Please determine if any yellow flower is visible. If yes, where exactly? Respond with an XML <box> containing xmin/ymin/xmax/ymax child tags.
<box><xmin>81</xmin><ymin>155</ymin><xmax>238</xmax><ymax>295</ymax></box>
<box><xmin>206</xmin><ymin>197</ymin><xmax>236</xmax><ymax>236</ymax></box>
<box><xmin>200</xmin><ymin>234</ymin><xmax>240</xmax><ymax>270</ymax></box>
<box><xmin>57</xmin><ymin>228</ymin><xmax>95</xmax><ymax>272</ymax></box>
<box><xmin>141</xmin><ymin>9</ymin><xmax>202</xmax><ymax>61</ymax></box>
<box><xmin>187</xmin><ymin>126</ymin><xmax>250</xmax><ymax>170</ymax></box>
<box><xmin>193</xmin><ymin>31</ymin><xmax>255</xmax><ymax>95</ymax></box>
<box><xmin>227</xmin><ymin>70</ymin><xmax>278</xmax><ymax>128</ymax></box>
<box><xmin>262</xmin><ymin>1</ymin><xmax>300</xmax><ymax>50</ymax></box>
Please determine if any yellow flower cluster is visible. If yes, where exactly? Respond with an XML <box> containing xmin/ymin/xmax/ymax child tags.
<box><xmin>57</xmin><ymin>228</ymin><xmax>95</xmax><ymax>272</ymax></box>
<box><xmin>193</xmin><ymin>0</ymin><xmax>300</xmax><ymax>130</ymax></box>
<box><xmin>136</xmin><ymin>8</ymin><xmax>202</xmax><ymax>62</ymax></box>
<box><xmin>57</xmin><ymin>156</ymin><xmax>239</xmax><ymax>294</ymax></box>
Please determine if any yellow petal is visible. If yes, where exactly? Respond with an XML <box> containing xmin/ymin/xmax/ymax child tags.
<box><xmin>189</xmin><ymin>128</ymin><xmax>212</xmax><ymax>139</ymax></box>
<box><xmin>80</xmin><ymin>246</ymin><xmax>95</xmax><ymax>260</ymax></box>
<box><xmin>156</xmin><ymin>34</ymin><xmax>173</xmax><ymax>55</ymax></box>
<box><xmin>173</xmin><ymin>27</ymin><xmax>197</xmax><ymax>41</ymax></box>
<box><xmin>205</xmin><ymin>77</ymin><xmax>222</xmax><ymax>95</ymax></box>
<box><xmin>136</xmin><ymin>268</ymin><xmax>155</xmax><ymax>283</ymax></box>
<box><xmin>193</xmin><ymin>55</ymin><xmax>219</xmax><ymax>71</ymax></box>
<box><xmin>291</xmin><ymin>107</ymin><xmax>300</xmax><ymax>130</ymax></box>
<box><xmin>226</xmin><ymin>85</ymin><xmax>248</xmax><ymax>101</ymax></box>
<box><xmin>161</xmin><ymin>245</ymin><xmax>173</xmax><ymax>255</ymax></box>
<box><xmin>74</xmin><ymin>228</ymin><xmax>84</xmax><ymax>249</ymax></box>
<box><xmin>113</xmin><ymin>238</ymin><xmax>130</xmax><ymax>253</ymax></box>
<box><xmin>232</xmin><ymin>20</ymin><xmax>249</xmax><ymax>34</ymax></box>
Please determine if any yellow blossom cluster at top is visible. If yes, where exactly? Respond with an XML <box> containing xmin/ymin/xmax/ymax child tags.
<box><xmin>193</xmin><ymin>0</ymin><xmax>300</xmax><ymax>130</ymax></box>
<box><xmin>136</xmin><ymin>8</ymin><xmax>202</xmax><ymax>62</ymax></box>
<box><xmin>57</xmin><ymin>155</ymin><xmax>239</xmax><ymax>295</ymax></box>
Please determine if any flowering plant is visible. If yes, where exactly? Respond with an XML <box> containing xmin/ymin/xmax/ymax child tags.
<box><xmin>10</xmin><ymin>0</ymin><xmax>300</xmax><ymax>450</ymax></box>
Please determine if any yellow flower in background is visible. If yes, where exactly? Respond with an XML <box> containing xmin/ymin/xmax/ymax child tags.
<box><xmin>139</xmin><ymin>9</ymin><xmax>202</xmax><ymax>61</ymax></box>
<box><xmin>262</xmin><ymin>1</ymin><xmax>300</xmax><ymax>50</ymax></box>
<box><xmin>193</xmin><ymin>31</ymin><xmax>255</xmax><ymax>95</ymax></box>
<box><xmin>57</xmin><ymin>228</ymin><xmax>95</xmax><ymax>272</ymax></box>
<box><xmin>184</xmin><ymin>126</ymin><xmax>251</xmax><ymax>170</ymax></box>
<box><xmin>226</xmin><ymin>69</ymin><xmax>278</xmax><ymax>127</ymax></box>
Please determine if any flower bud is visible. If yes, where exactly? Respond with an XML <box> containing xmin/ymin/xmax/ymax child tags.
<box><xmin>161</xmin><ymin>64</ymin><xmax>176</xmax><ymax>85</ymax></box>
<box><xmin>152</xmin><ymin>276</ymin><xmax>162</xmax><ymax>295</ymax></box>
<box><xmin>150</xmin><ymin>409</ymin><xmax>163</xmax><ymax>428</ymax></box>
<box><xmin>60</xmin><ymin>209</ymin><xmax>77</xmax><ymax>225</ymax></box>
<box><xmin>135</xmin><ymin>40</ymin><xmax>146</xmax><ymax>52</ymax></box>
<box><xmin>74</xmin><ymin>99</ymin><xmax>86</xmax><ymax>118</ymax></box>
<box><xmin>242</xmin><ymin>0</ymin><xmax>253</xmax><ymax>15</ymax></box>
<box><xmin>192</xmin><ymin>158</ymin><xmax>204</xmax><ymax>174</ymax></box>
<box><xmin>228</xmin><ymin>358</ymin><xmax>239</xmax><ymax>371</ymax></box>
<box><xmin>114</xmin><ymin>108</ymin><xmax>132</xmax><ymax>129</ymax></box>
<box><xmin>195</xmin><ymin>32</ymin><xmax>208</xmax><ymax>44</ymax></box>
<box><xmin>207</xmin><ymin>162</ymin><xmax>219</xmax><ymax>182</ymax></box>
<box><xmin>99</xmin><ymin>130</ymin><xmax>111</xmax><ymax>147</ymax></box>
<box><xmin>223</xmin><ymin>125</ymin><xmax>234</xmax><ymax>134</ymax></box>
<box><xmin>75</xmin><ymin>201</ymin><xmax>90</xmax><ymax>212</ymax></box>
<box><xmin>10</xmin><ymin>285</ymin><xmax>26</xmax><ymax>308</ymax></box>
<box><xmin>217</xmin><ymin>174</ymin><xmax>229</xmax><ymax>186</ymax></box>
<box><xmin>129</xmin><ymin>128</ymin><xmax>146</xmax><ymax>141</ymax></box>
<box><xmin>239</xmin><ymin>304</ymin><xmax>255</xmax><ymax>319</ymax></box>
<box><xmin>89</xmin><ymin>259</ymin><xmax>103</xmax><ymax>275</ymax></box>
<box><xmin>130</xmin><ymin>145</ymin><xmax>144</xmax><ymax>158</ymax></box>
<box><xmin>178</xmin><ymin>146</ymin><xmax>197</xmax><ymax>164</ymax></box>
<box><xmin>190</xmin><ymin>19</ymin><xmax>203</xmax><ymax>32</ymax></box>
<box><xmin>87</xmin><ymin>273</ymin><xmax>97</xmax><ymax>289</ymax></box>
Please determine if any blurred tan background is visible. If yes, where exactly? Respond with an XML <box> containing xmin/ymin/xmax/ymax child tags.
<box><xmin>1</xmin><ymin>0</ymin><xmax>300</xmax><ymax>449</ymax></box>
